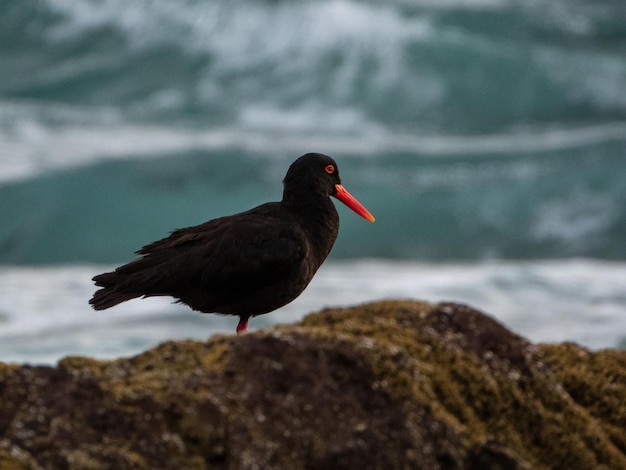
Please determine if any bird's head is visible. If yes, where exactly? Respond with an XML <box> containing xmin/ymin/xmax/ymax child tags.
<box><xmin>283</xmin><ymin>153</ymin><xmax>375</xmax><ymax>222</ymax></box>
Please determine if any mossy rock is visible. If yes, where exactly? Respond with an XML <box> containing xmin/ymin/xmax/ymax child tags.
<box><xmin>0</xmin><ymin>300</ymin><xmax>624</xmax><ymax>469</ymax></box>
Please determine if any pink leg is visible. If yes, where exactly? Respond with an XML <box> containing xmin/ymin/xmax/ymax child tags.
<box><xmin>236</xmin><ymin>317</ymin><xmax>248</xmax><ymax>334</ymax></box>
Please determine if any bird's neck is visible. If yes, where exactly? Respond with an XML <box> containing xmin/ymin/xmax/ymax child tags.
<box><xmin>283</xmin><ymin>191</ymin><xmax>339</xmax><ymax>262</ymax></box>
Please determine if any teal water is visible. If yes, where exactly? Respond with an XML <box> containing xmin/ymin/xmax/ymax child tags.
<box><xmin>0</xmin><ymin>0</ymin><xmax>625</xmax><ymax>361</ymax></box>
<box><xmin>1</xmin><ymin>146</ymin><xmax>625</xmax><ymax>263</ymax></box>
<box><xmin>1</xmin><ymin>0</ymin><xmax>625</xmax><ymax>263</ymax></box>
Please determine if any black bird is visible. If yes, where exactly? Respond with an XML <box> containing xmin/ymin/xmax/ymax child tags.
<box><xmin>90</xmin><ymin>153</ymin><xmax>375</xmax><ymax>333</ymax></box>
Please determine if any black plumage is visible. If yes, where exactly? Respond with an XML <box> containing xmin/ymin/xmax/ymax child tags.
<box><xmin>90</xmin><ymin>153</ymin><xmax>374</xmax><ymax>333</ymax></box>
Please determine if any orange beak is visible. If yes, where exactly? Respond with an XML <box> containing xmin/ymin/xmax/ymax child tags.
<box><xmin>333</xmin><ymin>184</ymin><xmax>375</xmax><ymax>222</ymax></box>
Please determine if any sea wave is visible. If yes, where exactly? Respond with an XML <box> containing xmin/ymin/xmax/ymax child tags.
<box><xmin>1</xmin><ymin>0</ymin><xmax>625</xmax><ymax>263</ymax></box>
<box><xmin>1</xmin><ymin>140</ymin><xmax>625</xmax><ymax>263</ymax></box>
<box><xmin>1</xmin><ymin>118</ymin><xmax>625</xmax><ymax>183</ymax></box>
<box><xmin>0</xmin><ymin>259</ymin><xmax>624</xmax><ymax>364</ymax></box>
<box><xmin>3</xmin><ymin>0</ymin><xmax>625</xmax><ymax>128</ymax></box>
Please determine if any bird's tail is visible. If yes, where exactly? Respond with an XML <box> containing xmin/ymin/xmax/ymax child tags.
<box><xmin>89</xmin><ymin>271</ymin><xmax>144</xmax><ymax>310</ymax></box>
<box><xmin>89</xmin><ymin>256</ymin><xmax>168</xmax><ymax>310</ymax></box>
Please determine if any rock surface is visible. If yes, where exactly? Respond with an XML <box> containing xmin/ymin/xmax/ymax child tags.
<box><xmin>0</xmin><ymin>300</ymin><xmax>625</xmax><ymax>470</ymax></box>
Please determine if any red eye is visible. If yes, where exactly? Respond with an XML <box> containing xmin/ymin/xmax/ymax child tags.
<box><xmin>325</xmin><ymin>165</ymin><xmax>335</xmax><ymax>174</ymax></box>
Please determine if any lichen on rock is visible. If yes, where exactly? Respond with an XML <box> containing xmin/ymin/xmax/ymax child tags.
<box><xmin>0</xmin><ymin>300</ymin><xmax>624</xmax><ymax>469</ymax></box>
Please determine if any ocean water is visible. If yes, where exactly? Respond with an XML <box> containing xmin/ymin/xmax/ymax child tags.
<box><xmin>1</xmin><ymin>0</ymin><xmax>625</xmax><ymax>364</ymax></box>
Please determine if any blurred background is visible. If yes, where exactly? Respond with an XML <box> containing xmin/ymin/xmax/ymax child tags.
<box><xmin>1</xmin><ymin>0</ymin><xmax>625</xmax><ymax>363</ymax></box>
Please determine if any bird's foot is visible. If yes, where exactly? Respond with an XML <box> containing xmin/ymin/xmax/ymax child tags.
<box><xmin>236</xmin><ymin>318</ymin><xmax>249</xmax><ymax>335</ymax></box>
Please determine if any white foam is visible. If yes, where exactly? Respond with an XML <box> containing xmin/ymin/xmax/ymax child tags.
<box><xmin>530</xmin><ymin>191</ymin><xmax>619</xmax><ymax>251</ymax></box>
<box><xmin>284</xmin><ymin>259</ymin><xmax>626</xmax><ymax>349</ymax></box>
<box><xmin>45</xmin><ymin>0</ymin><xmax>433</xmax><ymax>54</ymax></box>
<box><xmin>0</xmin><ymin>259</ymin><xmax>624</xmax><ymax>364</ymax></box>
<box><xmin>2</xmin><ymin>112</ymin><xmax>626</xmax><ymax>184</ymax></box>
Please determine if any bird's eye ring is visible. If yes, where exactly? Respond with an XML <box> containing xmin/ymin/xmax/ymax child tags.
<box><xmin>325</xmin><ymin>165</ymin><xmax>335</xmax><ymax>174</ymax></box>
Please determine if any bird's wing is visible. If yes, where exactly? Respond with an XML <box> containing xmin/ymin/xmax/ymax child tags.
<box><xmin>91</xmin><ymin>204</ymin><xmax>310</xmax><ymax>315</ymax></box>
<box><xmin>115</xmin><ymin>205</ymin><xmax>308</xmax><ymax>293</ymax></box>
<box><xmin>136</xmin><ymin>218</ymin><xmax>224</xmax><ymax>255</ymax></box>
<box><xmin>198</xmin><ymin>215</ymin><xmax>308</xmax><ymax>289</ymax></box>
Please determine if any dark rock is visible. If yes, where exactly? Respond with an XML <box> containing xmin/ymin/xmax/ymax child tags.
<box><xmin>0</xmin><ymin>300</ymin><xmax>624</xmax><ymax>469</ymax></box>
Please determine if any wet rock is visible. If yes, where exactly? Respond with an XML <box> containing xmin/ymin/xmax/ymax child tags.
<box><xmin>0</xmin><ymin>301</ymin><xmax>624</xmax><ymax>469</ymax></box>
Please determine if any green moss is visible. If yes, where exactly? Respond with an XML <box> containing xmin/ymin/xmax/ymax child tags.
<box><xmin>540</xmin><ymin>343</ymin><xmax>626</xmax><ymax>456</ymax></box>
<box><xmin>1</xmin><ymin>300</ymin><xmax>625</xmax><ymax>469</ymax></box>
<box><xmin>296</xmin><ymin>300</ymin><xmax>626</xmax><ymax>468</ymax></box>
<box><xmin>0</xmin><ymin>362</ymin><xmax>20</xmax><ymax>378</ymax></box>
<box><xmin>0</xmin><ymin>443</ymin><xmax>43</xmax><ymax>470</ymax></box>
